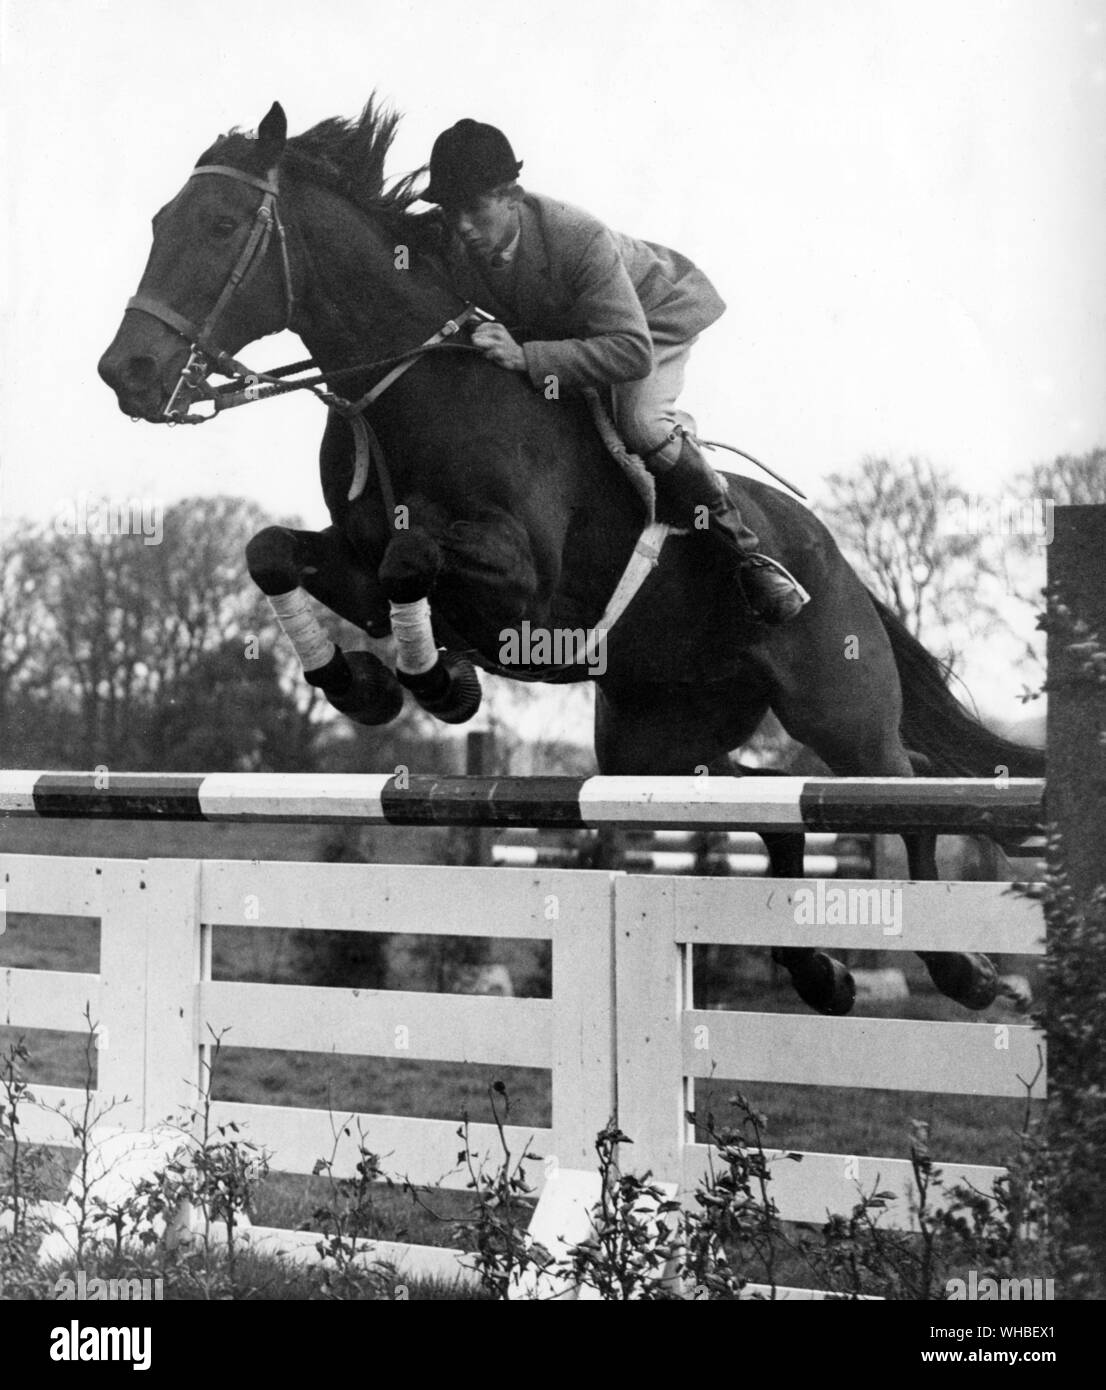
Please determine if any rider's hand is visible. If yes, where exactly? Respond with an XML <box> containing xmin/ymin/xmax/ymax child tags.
<box><xmin>472</xmin><ymin>322</ymin><xmax>526</xmax><ymax>373</ymax></box>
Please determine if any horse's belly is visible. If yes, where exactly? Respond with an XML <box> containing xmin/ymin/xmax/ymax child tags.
<box><xmin>580</xmin><ymin>536</ymin><xmax>765</xmax><ymax>686</ymax></box>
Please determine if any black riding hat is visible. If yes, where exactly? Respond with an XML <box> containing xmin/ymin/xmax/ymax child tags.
<box><xmin>424</xmin><ymin>119</ymin><xmax>523</xmax><ymax>206</ymax></box>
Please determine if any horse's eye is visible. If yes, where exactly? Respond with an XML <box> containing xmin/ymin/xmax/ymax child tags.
<box><xmin>211</xmin><ymin>216</ymin><xmax>238</xmax><ymax>239</ymax></box>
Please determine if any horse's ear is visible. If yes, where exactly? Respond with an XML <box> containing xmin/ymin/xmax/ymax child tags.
<box><xmin>257</xmin><ymin>102</ymin><xmax>287</xmax><ymax>165</ymax></box>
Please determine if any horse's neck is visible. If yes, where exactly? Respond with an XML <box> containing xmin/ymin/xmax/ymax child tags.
<box><xmin>282</xmin><ymin>178</ymin><xmax>633</xmax><ymax>555</ymax></box>
<box><xmin>288</xmin><ymin>184</ymin><xmax>459</xmax><ymax>370</ymax></box>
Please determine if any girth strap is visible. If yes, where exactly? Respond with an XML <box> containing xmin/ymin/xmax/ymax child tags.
<box><xmin>348</xmin><ymin>414</ymin><xmax>395</xmax><ymax>514</ymax></box>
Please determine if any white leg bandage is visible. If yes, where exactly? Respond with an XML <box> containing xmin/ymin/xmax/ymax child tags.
<box><xmin>267</xmin><ymin>589</ymin><xmax>336</xmax><ymax>672</ymax></box>
<box><xmin>389</xmin><ymin>597</ymin><xmax>438</xmax><ymax>675</ymax></box>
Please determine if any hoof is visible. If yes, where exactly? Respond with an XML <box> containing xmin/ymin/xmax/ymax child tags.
<box><xmin>920</xmin><ymin>952</ymin><xmax>1000</xmax><ymax>1010</ymax></box>
<box><xmin>773</xmin><ymin>948</ymin><xmax>856</xmax><ymax>1016</ymax></box>
<box><xmin>998</xmin><ymin>974</ymin><xmax>1033</xmax><ymax>1013</ymax></box>
<box><xmin>326</xmin><ymin>650</ymin><xmax>404</xmax><ymax>726</ymax></box>
<box><xmin>399</xmin><ymin>652</ymin><xmax>482</xmax><ymax>725</ymax></box>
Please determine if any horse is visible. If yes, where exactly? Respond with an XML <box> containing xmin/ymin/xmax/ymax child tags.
<box><xmin>98</xmin><ymin>100</ymin><xmax>1044</xmax><ymax>1017</ymax></box>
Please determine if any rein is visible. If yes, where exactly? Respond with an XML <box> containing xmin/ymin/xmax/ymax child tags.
<box><xmin>205</xmin><ymin>310</ymin><xmax>492</xmax><ymax>419</ymax></box>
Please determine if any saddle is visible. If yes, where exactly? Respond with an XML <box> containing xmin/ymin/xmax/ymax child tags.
<box><xmin>582</xmin><ymin>388</ymin><xmax>701</xmax><ymax>527</ymax></box>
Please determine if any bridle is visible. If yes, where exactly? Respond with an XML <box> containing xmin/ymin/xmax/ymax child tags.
<box><xmin>126</xmin><ymin>163</ymin><xmax>296</xmax><ymax>422</ymax></box>
<box><xmin>123</xmin><ymin>158</ymin><xmax>496</xmax><ymax>504</ymax></box>
<box><xmin>123</xmin><ymin>160</ymin><xmax>491</xmax><ymax>450</ymax></box>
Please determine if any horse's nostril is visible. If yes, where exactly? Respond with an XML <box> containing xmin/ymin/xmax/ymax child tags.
<box><xmin>125</xmin><ymin>355</ymin><xmax>159</xmax><ymax>387</ymax></box>
<box><xmin>98</xmin><ymin>352</ymin><xmax>158</xmax><ymax>394</ymax></box>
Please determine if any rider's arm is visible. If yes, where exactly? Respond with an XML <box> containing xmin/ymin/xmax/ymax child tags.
<box><xmin>521</xmin><ymin>227</ymin><xmax>653</xmax><ymax>391</ymax></box>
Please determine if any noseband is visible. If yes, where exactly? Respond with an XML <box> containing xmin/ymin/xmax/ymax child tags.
<box><xmin>126</xmin><ymin>164</ymin><xmax>295</xmax><ymax>422</ymax></box>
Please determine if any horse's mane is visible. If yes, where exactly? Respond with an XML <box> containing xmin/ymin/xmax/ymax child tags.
<box><xmin>199</xmin><ymin>96</ymin><xmax>437</xmax><ymax>242</ymax></box>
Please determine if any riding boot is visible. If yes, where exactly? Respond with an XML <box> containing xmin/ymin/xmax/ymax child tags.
<box><xmin>649</xmin><ymin>430</ymin><xmax>811</xmax><ymax>624</ymax></box>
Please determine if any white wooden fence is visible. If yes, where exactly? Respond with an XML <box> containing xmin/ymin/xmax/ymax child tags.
<box><xmin>0</xmin><ymin>842</ymin><xmax>1045</xmax><ymax>1288</ymax></box>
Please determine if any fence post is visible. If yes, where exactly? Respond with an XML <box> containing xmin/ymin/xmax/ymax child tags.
<box><xmin>459</xmin><ymin>728</ymin><xmax>495</xmax><ymax>867</ymax></box>
<box><xmin>548</xmin><ymin>873</ymin><xmax>619</xmax><ymax>1171</ymax></box>
<box><xmin>97</xmin><ymin>859</ymin><xmax>202</xmax><ymax>1130</ymax></box>
<box><xmin>141</xmin><ymin>860</ymin><xmax>204</xmax><ymax>1128</ymax></box>
<box><xmin>613</xmin><ymin>879</ymin><xmax>689</xmax><ymax>1187</ymax></box>
<box><xmin>1046</xmin><ymin>504</ymin><xmax>1106</xmax><ymax>903</ymax></box>
<box><xmin>94</xmin><ymin>861</ymin><xmax>154</xmax><ymax>1130</ymax></box>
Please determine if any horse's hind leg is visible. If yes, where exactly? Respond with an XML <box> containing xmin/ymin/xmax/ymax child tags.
<box><xmin>783</xmin><ymin>720</ymin><xmax>1000</xmax><ymax>1012</ymax></box>
<box><xmin>762</xmin><ymin>829</ymin><xmax>857</xmax><ymax>1016</ymax></box>
<box><xmin>594</xmin><ymin>679</ymin><xmax>855</xmax><ymax>1016</ymax></box>
<box><xmin>903</xmin><ymin>833</ymin><xmax>1000</xmax><ymax>1009</ymax></box>
<box><xmin>594</xmin><ymin>676</ymin><xmax>767</xmax><ymax>777</ymax></box>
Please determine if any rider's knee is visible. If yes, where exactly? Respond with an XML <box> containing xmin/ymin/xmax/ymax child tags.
<box><xmin>616</xmin><ymin>407</ymin><xmax>677</xmax><ymax>463</ymax></box>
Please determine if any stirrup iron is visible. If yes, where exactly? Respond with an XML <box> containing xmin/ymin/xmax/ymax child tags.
<box><xmin>743</xmin><ymin>552</ymin><xmax>811</xmax><ymax>600</ymax></box>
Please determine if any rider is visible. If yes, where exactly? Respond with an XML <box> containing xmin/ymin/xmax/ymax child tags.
<box><xmin>423</xmin><ymin>118</ymin><xmax>809</xmax><ymax>624</ymax></box>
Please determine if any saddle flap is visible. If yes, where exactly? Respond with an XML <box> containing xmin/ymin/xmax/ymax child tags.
<box><xmin>582</xmin><ymin>388</ymin><xmax>656</xmax><ymax>523</ymax></box>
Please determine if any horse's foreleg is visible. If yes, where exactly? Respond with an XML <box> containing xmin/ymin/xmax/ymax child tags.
<box><xmin>593</xmin><ymin>687</ymin><xmax>855</xmax><ymax>1014</ymax></box>
<box><xmin>246</xmin><ymin>524</ymin><xmax>404</xmax><ymax>726</ymax></box>
<box><xmin>377</xmin><ymin>528</ymin><xmax>482</xmax><ymax>725</ymax></box>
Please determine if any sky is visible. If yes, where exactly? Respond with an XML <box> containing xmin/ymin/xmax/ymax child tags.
<box><xmin>2</xmin><ymin>0</ymin><xmax>1103</xmax><ymax>737</ymax></box>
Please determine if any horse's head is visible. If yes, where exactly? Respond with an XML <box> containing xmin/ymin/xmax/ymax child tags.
<box><xmin>98</xmin><ymin>103</ymin><xmax>294</xmax><ymax>422</ymax></box>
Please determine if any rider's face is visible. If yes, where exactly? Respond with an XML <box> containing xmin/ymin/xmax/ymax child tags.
<box><xmin>442</xmin><ymin>190</ymin><xmax>518</xmax><ymax>260</ymax></box>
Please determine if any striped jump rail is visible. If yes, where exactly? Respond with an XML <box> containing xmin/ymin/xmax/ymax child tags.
<box><xmin>491</xmin><ymin>828</ymin><xmax>873</xmax><ymax>876</ymax></box>
<box><xmin>0</xmin><ymin>772</ymin><xmax>1046</xmax><ymax>835</ymax></box>
<box><xmin>493</xmin><ymin>846</ymin><xmax>871</xmax><ymax>876</ymax></box>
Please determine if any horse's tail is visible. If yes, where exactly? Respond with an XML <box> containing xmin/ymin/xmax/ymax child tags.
<box><xmin>871</xmin><ymin>593</ymin><xmax>1046</xmax><ymax>778</ymax></box>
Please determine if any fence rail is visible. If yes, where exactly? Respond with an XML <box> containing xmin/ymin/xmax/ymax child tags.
<box><xmin>0</xmin><ymin>771</ymin><xmax>1045</xmax><ymax>833</ymax></box>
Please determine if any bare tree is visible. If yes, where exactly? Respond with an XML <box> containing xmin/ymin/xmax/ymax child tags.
<box><xmin>0</xmin><ymin>498</ymin><xmax>321</xmax><ymax>768</ymax></box>
<box><xmin>0</xmin><ymin>521</ymin><xmax>65</xmax><ymax>761</ymax></box>
<box><xmin>1017</xmin><ymin>448</ymin><xmax>1106</xmax><ymax>508</ymax></box>
<box><xmin>1003</xmin><ymin>446</ymin><xmax>1106</xmax><ymax>676</ymax></box>
<box><xmin>818</xmin><ymin>454</ymin><xmax>1000</xmax><ymax>667</ymax></box>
